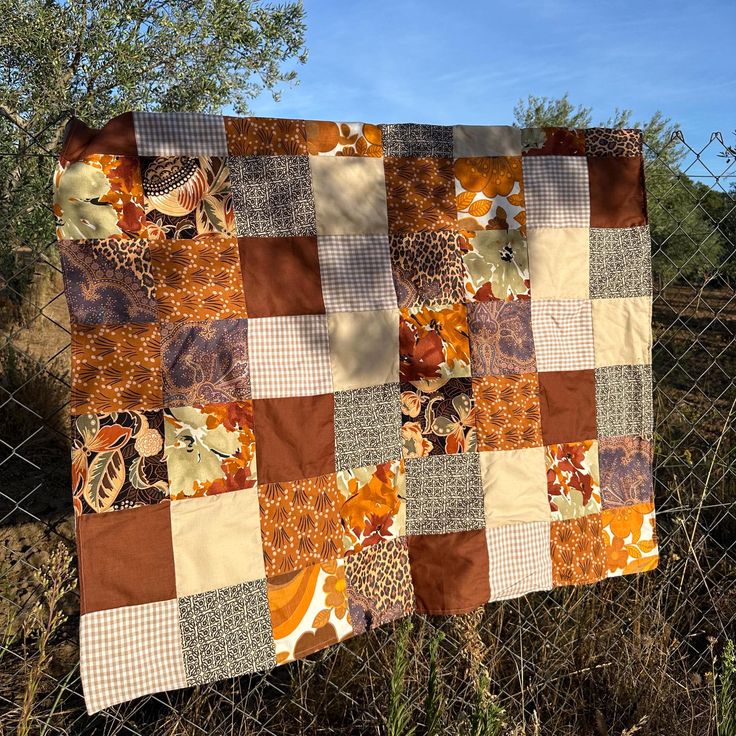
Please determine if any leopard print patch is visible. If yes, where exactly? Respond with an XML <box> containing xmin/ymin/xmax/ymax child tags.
<box><xmin>585</xmin><ymin>128</ymin><xmax>642</xmax><ymax>157</ymax></box>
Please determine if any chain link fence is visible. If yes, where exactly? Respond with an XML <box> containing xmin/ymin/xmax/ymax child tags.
<box><xmin>0</xmin><ymin>124</ymin><xmax>734</xmax><ymax>735</ymax></box>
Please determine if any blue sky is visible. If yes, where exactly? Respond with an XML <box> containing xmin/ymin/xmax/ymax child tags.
<box><xmin>249</xmin><ymin>0</ymin><xmax>735</xmax><ymax>174</ymax></box>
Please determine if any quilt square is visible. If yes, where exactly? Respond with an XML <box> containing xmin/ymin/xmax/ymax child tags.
<box><xmin>259</xmin><ymin>473</ymin><xmax>342</xmax><ymax>576</ymax></box>
<box><xmin>384</xmin><ymin>157</ymin><xmax>456</xmax><ymax>233</ymax></box>
<box><xmin>521</xmin><ymin>127</ymin><xmax>586</xmax><ymax>157</ymax></box>
<box><xmin>71</xmin><ymin>410</ymin><xmax>168</xmax><ymax>514</ymax></box>
<box><xmin>161</xmin><ymin>318</ymin><xmax>250</xmax><ymax>406</ymax></box>
<box><xmin>545</xmin><ymin>439</ymin><xmax>601</xmax><ymax>520</ymax></box>
<box><xmin>588</xmin><ymin>156</ymin><xmax>647</xmax><ymax>228</ymax></box>
<box><xmin>80</xmin><ymin>599</ymin><xmax>186</xmax><ymax>714</ymax></box>
<box><xmin>141</xmin><ymin>156</ymin><xmax>236</xmax><ymax>239</ymax></box>
<box><xmin>467</xmin><ymin>300</ymin><xmax>536</xmax><ymax>376</ymax></box>
<box><xmin>480</xmin><ymin>446</ymin><xmax>549</xmax><ymax>527</ymax></box>
<box><xmin>309</xmin><ymin>155</ymin><xmax>389</xmax><ymax>234</ymax></box>
<box><xmin>71</xmin><ymin>322</ymin><xmax>162</xmax><ymax>415</ymax></box>
<box><xmin>404</xmin><ymin>453</ymin><xmax>484</xmax><ymax>535</ymax></box>
<box><xmin>179</xmin><ymin>580</ymin><xmax>275</xmax><ymax>685</ymax></box>
<box><xmin>522</xmin><ymin>156</ymin><xmax>589</xmax><ymax>228</ymax></box>
<box><xmin>400</xmin><ymin>377</ymin><xmax>477</xmax><ymax>457</ymax></box>
<box><xmin>267</xmin><ymin>558</ymin><xmax>354</xmax><ymax>664</ymax></box>
<box><xmin>526</xmin><ymin>228</ymin><xmax>590</xmax><ymax>300</ymax></box>
<box><xmin>337</xmin><ymin>459</ymin><xmax>406</xmax><ymax>553</ymax></box>
<box><xmin>584</xmin><ymin>128</ymin><xmax>643</xmax><ymax>157</ymax></box>
<box><xmin>550</xmin><ymin>514</ymin><xmax>606</xmax><ymax>586</ymax></box>
<box><xmin>460</xmin><ymin>230</ymin><xmax>530</xmax><ymax>302</ymax></box>
<box><xmin>306</xmin><ymin>120</ymin><xmax>384</xmax><ymax>156</ymax></box>
<box><xmin>400</xmin><ymin>303</ymin><xmax>471</xmax><ymax>383</ymax></box>
<box><xmin>592</xmin><ymin>296</ymin><xmax>651</xmax><ymax>367</ymax></box>
<box><xmin>252</xmin><ymin>394</ymin><xmax>336</xmax><ymax>484</ymax></box>
<box><xmin>407</xmin><ymin>530</ymin><xmax>490</xmax><ymax>614</ymax></box>
<box><xmin>248</xmin><ymin>314</ymin><xmax>332</xmax><ymax>399</ymax></box>
<box><xmin>452</xmin><ymin>125</ymin><xmax>521</xmax><ymax>158</ymax></box>
<box><xmin>589</xmin><ymin>226</ymin><xmax>652</xmax><ymax>299</ymax></box>
<box><xmin>333</xmin><ymin>384</ymin><xmax>402</xmax><ymax>471</ymax></box>
<box><xmin>60</xmin><ymin>239</ymin><xmax>157</xmax><ymax>324</ymax></box>
<box><xmin>76</xmin><ymin>502</ymin><xmax>176</xmax><ymax>613</ymax></box>
<box><xmin>318</xmin><ymin>234</ymin><xmax>397</xmax><ymax>312</ymax></box>
<box><xmin>601</xmin><ymin>501</ymin><xmax>658</xmax><ymax>576</ymax></box>
<box><xmin>531</xmin><ymin>299</ymin><xmax>595</xmax><ymax>372</ymax></box>
<box><xmin>346</xmin><ymin>537</ymin><xmax>414</xmax><ymax>634</ymax></box>
<box><xmin>473</xmin><ymin>373</ymin><xmax>542</xmax><ymax>452</ymax></box>
<box><xmin>54</xmin><ymin>154</ymin><xmax>148</xmax><ymax>240</ymax></box>
<box><xmin>595</xmin><ymin>365</ymin><xmax>653</xmax><ymax>438</ymax></box>
<box><xmin>538</xmin><ymin>369</ymin><xmax>597</xmax><ymax>445</ymax></box>
<box><xmin>225</xmin><ymin>116</ymin><xmax>308</xmax><ymax>156</ymax></box>
<box><xmin>454</xmin><ymin>156</ymin><xmax>525</xmax><ymax>232</ymax></box>
<box><xmin>328</xmin><ymin>309</ymin><xmax>399</xmax><ymax>391</ymax></box>
<box><xmin>390</xmin><ymin>231</ymin><xmax>466</xmax><ymax>308</ymax></box>
<box><xmin>599</xmin><ymin>436</ymin><xmax>654</xmax><ymax>509</ymax></box>
<box><xmin>170</xmin><ymin>489</ymin><xmax>265</xmax><ymax>597</ymax></box>
<box><xmin>380</xmin><ymin>123</ymin><xmax>453</xmax><ymax>158</ymax></box>
<box><xmin>150</xmin><ymin>236</ymin><xmax>247</xmax><ymax>322</ymax></box>
<box><xmin>229</xmin><ymin>155</ymin><xmax>317</xmax><ymax>237</ymax></box>
<box><xmin>486</xmin><ymin>522</ymin><xmax>553</xmax><ymax>601</ymax></box>
<box><xmin>163</xmin><ymin>402</ymin><xmax>257</xmax><ymax>499</ymax></box>
<box><xmin>238</xmin><ymin>235</ymin><xmax>324</xmax><ymax>317</ymax></box>
<box><xmin>133</xmin><ymin>112</ymin><xmax>228</xmax><ymax>156</ymax></box>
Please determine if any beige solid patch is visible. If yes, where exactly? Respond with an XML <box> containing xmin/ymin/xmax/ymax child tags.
<box><xmin>328</xmin><ymin>309</ymin><xmax>400</xmax><ymax>391</ymax></box>
<box><xmin>592</xmin><ymin>296</ymin><xmax>652</xmax><ymax>367</ymax></box>
<box><xmin>453</xmin><ymin>125</ymin><xmax>522</xmax><ymax>158</ymax></box>
<box><xmin>309</xmin><ymin>156</ymin><xmax>389</xmax><ymax>235</ymax></box>
<box><xmin>170</xmin><ymin>489</ymin><xmax>265</xmax><ymax>597</ymax></box>
<box><xmin>480</xmin><ymin>446</ymin><xmax>550</xmax><ymax>527</ymax></box>
<box><xmin>527</xmin><ymin>227</ymin><xmax>590</xmax><ymax>300</ymax></box>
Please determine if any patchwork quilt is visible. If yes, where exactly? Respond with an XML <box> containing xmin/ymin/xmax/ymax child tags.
<box><xmin>54</xmin><ymin>113</ymin><xmax>658</xmax><ymax>714</ymax></box>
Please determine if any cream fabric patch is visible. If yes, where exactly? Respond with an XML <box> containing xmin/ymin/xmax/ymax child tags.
<box><xmin>592</xmin><ymin>296</ymin><xmax>652</xmax><ymax>367</ymax></box>
<box><xmin>527</xmin><ymin>227</ymin><xmax>590</xmax><ymax>299</ymax></box>
<box><xmin>480</xmin><ymin>447</ymin><xmax>550</xmax><ymax>527</ymax></box>
<box><xmin>328</xmin><ymin>309</ymin><xmax>400</xmax><ymax>391</ymax></box>
<box><xmin>309</xmin><ymin>156</ymin><xmax>389</xmax><ymax>235</ymax></box>
<box><xmin>170</xmin><ymin>490</ymin><xmax>265</xmax><ymax>597</ymax></box>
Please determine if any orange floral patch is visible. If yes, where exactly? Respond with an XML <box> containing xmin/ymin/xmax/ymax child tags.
<box><xmin>150</xmin><ymin>235</ymin><xmax>247</xmax><ymax>322</ymax></box>
<box><xmin>455</xmin><ymin>157</ymin><xmax>525</xmax><ymax>233</ymax></box>
<box><xmin>384</xmin><ymin>157</ymin><xmax>456</xmax><ymax>233</ymax></box>
<box><xmin>473</xmin><ymin>373</ymin><xmax>542</xmax><ymax>451</ymax></box>
<box><xmin>71</xmin><ymin>323</ymin><xmax>162</xmax><ymax>414</ymax></box>
<box><xmin>601</xmin><ymin>501</ymin><xmax>658</xmax><ymax>576</ymax></box>
<box><xmin>400</xmin><ymin>303</ymin><xmax>471</xmax><ymax>384</ymax></box>
<box><xmin>336</xmin><ymin>459</ymin><xmax>405</xmax><ymax>554</ymax></box>
<box><xmin>54</xmin><ymin>154</ymin><xmax>147</xmax><ymax>240</ymax></box>
<box><xmin>550</xmin><ymin>515</ymin><xmax>606</xmax><ymax>586</ymax></box>
<box><xmin>305</xmin><ymin>120</ymin><xmax>383</xmax><ymax>156</ymax></box>
<box><xmin>225</xmin><ymin>116</ymin><xmax>308</xmax><ymax>156</ymax></box>
<box><xmin>259</xmin><ymin>473</ymin><xmax>342</xmax><ymax>576</ymax></box>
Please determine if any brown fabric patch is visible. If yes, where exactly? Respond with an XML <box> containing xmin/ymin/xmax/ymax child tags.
<box><xmin>238</xmin><ymin>236</ymin><xmax>325</xmax><ymax>317</ymax></box>
<box><xmin>77</xmin><ymin>501</ymin><xmax>176</xmax><ymax>613</ymax></box>
<box><xmin>225</xmin><ymin>116</ymin><xmax>308</xmax><ymax>156</ymax></box>
<box><xmin>407</xmin><ymin>529</ymin><xmax>490</xmax><ymax>614</ymax></box>
<box><xmin>550</xmin><ymin>515</ymin><xmax>606</xmax><ymax>586</ymax></box>
<box><xmin>538</xmin><ymin>369</ymin><xmax>597</xmax><ymax>445</ymax></box>
<box><xmin>588</xmin><ymin>156</ymin><xmax>647</xmax><ymax>227</ymax></box>
<box><xmin>62</xmin><ymin>113</ymin><xmax>137</xmax><ymax>161</ymax></box>
<box><xmin>252</xmin><ymin>394</ymin><xmax>336</xmax><ymax>484</ymax></box>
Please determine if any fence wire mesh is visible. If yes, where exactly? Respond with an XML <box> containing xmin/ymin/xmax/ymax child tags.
<box><xmin>0</xmin><ymin>124</ymin><xmax>734</xmax><ymax>736</ymax></box>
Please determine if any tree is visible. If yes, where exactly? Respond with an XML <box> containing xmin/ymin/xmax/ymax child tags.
<box><xmin>0</xmin><ymin>0</ymin><xmax>307</xmax><ymax>319</ymax></box>
<box><xmin>513</xmin><ymin>94</ymin><xmax>727</xmax><ymax>287</ymax></box>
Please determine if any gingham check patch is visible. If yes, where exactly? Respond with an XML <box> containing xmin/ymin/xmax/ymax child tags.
<box><xmin>133</xmin><ymin>112</ymin><xmax>228</xmax><ymax>156</ymax></box>
<box><xmin>486</xmin><ymin>522</ymin><xmax>553</xmax><ymax>600</ymax></box>
<box><xmin>248</xmin><ymin>314</ymin><xmax>333</xmax><ymax>399</ymax></box>
<box><xmin>80</xmin><ymin>599</ymin><xmax>186</xmax><ymax>714</ymax></box>
<box><xmin>531</xmin><ymin>299</ymin><xmax>595</xmax><ymax>371</ymax></box>
<box><xmin>317</xmin><ymin>234</ymin><xmax>398</xmax><ymax>312</ymax></box>
<box><xmin>523</xmin><ymin>156</ymin><xmax>590</xmax><ymax>228</ymax></box>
